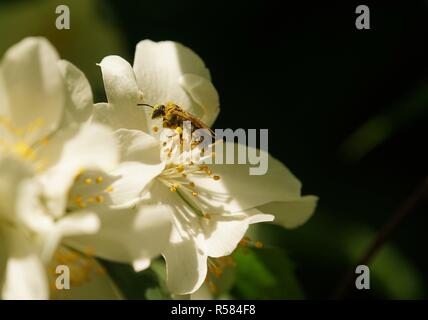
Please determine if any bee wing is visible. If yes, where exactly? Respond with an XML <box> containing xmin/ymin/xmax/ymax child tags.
<box><xmin>174</xmin><ymin>110</ymin><xmax>215</xmax><ymax>136</ymax></box>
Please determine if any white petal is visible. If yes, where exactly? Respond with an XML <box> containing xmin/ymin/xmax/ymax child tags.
<box><xmin>0</xmin><ymin>224</ymin><xmax>49</xmax><ymax>300</ymax></box>
<box><xmin>97</xmin><ymin>55</ymin><xmax>149</xmax><ymax>131</ymax></box>
<box><xmin>56</xmin><ymin>210</ymin><xmax>100</xmax><ymax>237</ymax></box>
<box><xmin>257</xmin><ymin>195</ymin><xmax>318</xmax><ymax>229</ymax></box>
<box><xmin>163</xmin><ymin>227</ymin><xmax>208</xmax><ymax>295</ymax></box>
<box><xmin>109</xmin><ymin>162</ymin><xmax>163</xmax><ymax>208</ymax></box>
<box><xmin>106</xmin><ymin>129</ymin><xmax>164</xmax><ymax>207</ymax></box>
<box><xmin>190</xmin><ymin>142</ymin><xmax>305</xmax><ymax>214</ymax></box>
<box><xmin>0</xmin><ymin>156</ymin><xmax>33</xmax><ymax>222</ymax></box>
<box><xmin>144</xmin><ymin>181</ymin><xmax>208</xmax><ymax>294</ymax></box>
<box><xmin>37</xmin><ymin>123</ymin><xmax>118</xmax><ymax>217</ymax></box>
<box><xmin>133</xmin><ymin>40</ymin><xmax>219</xmax><ymax>125</ymax></box>
<box><xmin>57</xmin><ymin>60</ymin><xmax>93</xmax><ymax>126</ymax></box>
<box><xmin>64</xmin><ymin>205</ymin><xmax>172</xmax><ymax>264</ymax></box>
<box><xmin>191</xmin><ymin>283</ymin><xmax>214</xmax><ymax>300</ymax></box>
<box><xmin>202</xmin><ymin>211</ymin><xmax>274</xmax><ymax>258</ymax></box>
<box><xmin>132</xmin><ymin>258</ymin><xmax>151</xmax><ymax>272</ymax></box>
<box><xmin>180</xmin><ymin>73</ymin><xmax>219</xmax><ymax>126</ymax></box>
<box><xmin>0</xmin><ymin>37</ymin><xmax>64</xmax><ymax>144</ymax></box>
<box><xmin>40</xmin><ymin>211</ymin><xmax>100</xmax><ymax>264</ymax></box>
<box><xmin>92</xmin><ymin>102</ymin><xmax>124</xmax><ymax>131</ymax></box>
<box><xmin>115</xmin><ymin>128</ymin><xmax>162</xmax><ymax>162</ymax></box>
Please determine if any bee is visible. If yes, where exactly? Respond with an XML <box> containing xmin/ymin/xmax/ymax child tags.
<box><xmin>139</xmin><ymin>102</ymin><xmax>214</xmax><ymax>136</ymax></box>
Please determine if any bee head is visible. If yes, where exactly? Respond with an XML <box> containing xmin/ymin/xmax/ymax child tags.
<box><xmin>151</xmin><ymin>104</ymin><xmax>166</xmax><ymax>119</ymax></box>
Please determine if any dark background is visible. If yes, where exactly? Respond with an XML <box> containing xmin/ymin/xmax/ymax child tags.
<box><xmin>0</xmin><ymin>0</ymin><xmax>427</xmax><ymax>299</ymax></box>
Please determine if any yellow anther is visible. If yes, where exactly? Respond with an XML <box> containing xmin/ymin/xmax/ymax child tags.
<box><xmin>152</xmin><ymin>126</ymin><xmax>159</xmax><ymax>133</ymax></box>
<box><xmin>213</xmin><ymin>175</ymin><xmax>220</xmax><ymax>181</ymax></box>
<box><xmin>192</xmin><ymin>192</ymin><xmax>198</xmax><ymax>196</ymax></box>
<box><xmin>95</xmin><ymin>195</ymin><xmax>104</xmax><ymax>203</ymax></box>
<box><xmin>75</xmin><ymin>196</ymin><xmax>86</xmax><ymax>208</ymax></box>
<box><xmin>169</xmin><ymin>185</ymin><xmax>177</xmax><ymax>192</ymax></box>
<box><xmin>239</xmin><ymin>236</ymin><xmax>251</xmax><ymax>247</ymax></box>
<box><xmin>96</xmin><ymin>176</ymin><xmax>103</xmax><ymax>184</ymax></box>
<box><xmin>176</xmin><ymin>164</ymin><xmax>184</xmax><ymax>173</ymax></box>
<box><xmin>255</xmin><ymin>241</ymin><xmax>264</xmax><ymax>249</ymax></box>
<box><xmin>84</xmin><ymin>178</ymin><xmax>93</xmax><ymax>185</ymax></box>
<box><xmin>105</xmin><ymin>185</ymin><xmax>114</xmax><ymax>193</ymax></box>
<box><xmin>12</xmin><ymin>142</ymin><xmax>35</xmax><ymax>160</ymax></box>
<box><xmin>189</xmin><ymin>182</ymin><xmax>195</xmax><ymax>188</ymax></box>
<box><xmin>239</xmin><ymin>239</ymin><xmax>249</xmax><ymax>247</ymax></box>
<box><xmin>175</xmin><ymin>127</ymin><xmax>183</xmax><ymax>135</ymax></box>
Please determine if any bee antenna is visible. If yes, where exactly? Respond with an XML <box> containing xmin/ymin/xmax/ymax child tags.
<box><xmin>137</xmin><ymin>103</ymin><xmax>154</xmax><ymax>109</ymax></box>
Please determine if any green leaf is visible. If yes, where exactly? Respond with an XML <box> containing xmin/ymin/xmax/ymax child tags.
<box><xmin>100</xmin><ymin>259</ymin><xmax>172</xmax><ymax>300</ymax></box>
<box><xmin>232</xmin><ymin>247</ymin><xmax>304</xmax><ymax>299</ymax></box>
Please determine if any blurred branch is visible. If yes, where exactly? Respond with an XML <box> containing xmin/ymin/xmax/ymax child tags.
<box><xmin>339</xmin><ymin>82</ymin><xmax>428</xmax><ymax>162</ymax></box>
<box><xmin>334</xmin><ymin>175</ymin><xmax>428</xmax><ymax>299</ymax></box>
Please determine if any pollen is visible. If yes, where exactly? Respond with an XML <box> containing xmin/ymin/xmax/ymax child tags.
<box><xmin>96</xmin><ymin>176</ymin><xmax>104</xmax><ymax>184</ymax></box>
<box><xmin>176</xmin><ymin>164</ymin><xmax>184</xmax><ymax>173</ymax></box>
<box><xmin>12</xmin><ymin>142</ymin><xmax>35</xmax><ymax>160</ymax></box>
<box><xmin>175</xmin><ymin>127</ymin><xmax>183</xmax><ymax>135</ymax></box>
<box><xmin>152</xmin><ymin>126</ymin><xmax>159</xmax><ymax>133</ymax></box>
<box><xmin>75</xmin><ymin>196</ymin><xmax>86</xmax><ymax>208</ymax></box>
<box><xmin>95</xmin><ymin>195</ymin><xmax>104</xmax><ymax>203</ymax></box>
<box><xmin>192</xmin><ymin>192</ymin><xmax>198</xmax><ymax>196</ymax></box>
<box><xmin>105</xmin><ymin>185</ymin><xmax>114</xmax><ymax>193</ymax></box>
<box><xmin>239</xmin><ymin>236</ymin><xmax>251</xmax><ymax>247</ymax></box>
<box><xmin>84</xmin><ymin>178</ymin><xmax>93</xmax><ymax>185</ymax></box>
<box><xmin>213</xmin><ymin>175</ymin><xmax>220</xmax><ymax>181</ymax></box>
<box><xmin>169</xmin><ymin>185</ymin><xmax>177</xmax><ymax>192</ymax></box>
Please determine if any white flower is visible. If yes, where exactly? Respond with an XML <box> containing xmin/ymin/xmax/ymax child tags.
<box><xmin>0</xmin><ymin>37</ymin><xmax>170</xmax><ymax>299</ymax></box>
<box><xmin>95</xmin><ymin>40</ymin><xmax>318</xmax><ymax>294</ymax></box>
<box><xmin>0</xmin><ymin>156</ymin><xmax>50</xmax><ymax>299</ymax></box>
